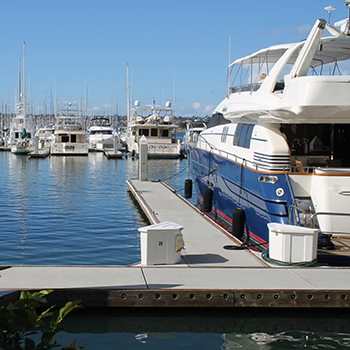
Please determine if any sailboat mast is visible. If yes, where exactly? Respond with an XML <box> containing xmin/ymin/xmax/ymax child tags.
<box><xmin>18</xmin><ymin>59</ymin><xmax>21</xmax><ymax>105</ymax></box>
<box><xmin>116</xmin><ymin>93</ymin><xmax>118</xmax><ymax>132</ymax></box>
<box><xmin>126</xmin><ymin>63</ymin><xmax>130</xmax><ymax>125</ymax></box>
<box><xmin>23</xmin><ymin>41</ymin><xmax>26</xmax><ymax>120</ymax></box>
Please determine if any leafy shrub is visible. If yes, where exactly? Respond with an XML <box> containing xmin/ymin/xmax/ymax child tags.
<box><xmin>0</xmin><ymin>290</ymin><xmax>83</xmax><ymax>350</ymax></box>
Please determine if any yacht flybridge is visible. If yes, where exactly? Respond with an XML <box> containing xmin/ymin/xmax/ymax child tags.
<box><xmin>222</xmin><ymin>19</ymin><xmax>350</xmax><ymax>123</ymax></box>
<box><xmin>186</xmin><ymin>11</ymin><xmax>350</xmax><ymax>260</ymax></box>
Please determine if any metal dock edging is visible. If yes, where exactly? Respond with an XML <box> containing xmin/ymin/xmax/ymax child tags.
<box><xmin>24</xmin><ymin>288</ymin><xmax>350</xmax><ymax>308</ymax></box>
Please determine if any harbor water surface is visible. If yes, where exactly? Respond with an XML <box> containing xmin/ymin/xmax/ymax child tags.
<box><xmin>1</xmin><ymin>151</ymin><xmax>350</xmax><ymax>349</ymax></box>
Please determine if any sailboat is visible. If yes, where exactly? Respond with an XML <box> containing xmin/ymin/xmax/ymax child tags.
<box><xmin>9</xmin><ymin>42</ymin><xmax>34</xmax><ymax>154</ymax></box>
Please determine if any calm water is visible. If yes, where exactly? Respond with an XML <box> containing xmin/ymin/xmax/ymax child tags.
<box><xmin>0</xmin><ymin>151</ymin><xmax>190</xmax><ymax>266</ymax></box>
<box><xmin>1</xmin><ymin>151</ymin><xmax>349</xmax><ymax>349</ymax></box>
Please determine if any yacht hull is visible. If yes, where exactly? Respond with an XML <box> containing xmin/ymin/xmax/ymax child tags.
<box><xmin>187</xmin><ymin>145</ymin><xmax>294</xmax><ymax>249</ymax></box>
<box><xmin>51</xmin><ymin>142</ymin><xmax>89</xmax><ymax>156</ymax></box>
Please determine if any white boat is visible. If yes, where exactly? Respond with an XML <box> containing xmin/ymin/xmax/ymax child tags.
<box><xmin>8</xmin><ymin>42</ymin><xmax>34</xmax><ymax>155</ymax></box>
<box><xmin>186</xmin><ymin>12</ymin><xmax>350</xmax><ymax>257</ymax></box>
<box><xmin>35</xmin><ymin>125</ymin><xmax>54</xmax><ymax>149</ymax></box>
<box><xmin>88</xmin><ymin>116</ymin><xmax>114</xmax><ymax>149</ymax></box>
<box><xmin>9</xmin><ymin>115</ymin><xmax>34</xmax><ymax>154</ymax></box>
<box><xmin>183</xmin><ymin>120</ymin><xmax>208</xmax><ymax>145</ymax></box>
<box><xmin>181</xmin><ymin>120</ymin><xmax>208</xmax><ymax>158</ymax></box>
<box><xmin>126</xmin><ymin>100</ymin><xmax>181</xmax><ymax>158</ymax></box>
<box><xmin>51</xmin><ymin>101</ymin><xmax>88</xmax><ymax>156</ymax></box>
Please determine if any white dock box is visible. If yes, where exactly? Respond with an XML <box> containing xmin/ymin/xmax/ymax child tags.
<box><xmin>268</xmin><ymin>223</ymin><xmax>319</xmax><ymax>263</ymax></box>
<box><xmin>139</xmin><ymin>221</ymin><xmax>184</xmax><ymax>265</ymax></box>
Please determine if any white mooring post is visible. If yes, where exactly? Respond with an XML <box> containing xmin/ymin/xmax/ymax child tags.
<box><xmin>113</xmin><ymin>133</ymin><xmax>119</xmax><ymax>153</ymax></box>
<box><xmin>139</xmin><ymin>135</ymin><xmax>148</xmax><ymax>181</ymax></box>
<box><xmin>34</xmin><ymin>135</ymin><xmax>39</xmax><ymax>153</ymax></box>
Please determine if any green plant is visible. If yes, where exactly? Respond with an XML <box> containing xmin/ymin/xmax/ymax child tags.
<box><xmin>0</xmin><ymin>290</ymin><xmax>83</xmax><ymax>350</ymax></box>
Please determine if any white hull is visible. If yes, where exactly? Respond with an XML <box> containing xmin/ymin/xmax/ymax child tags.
<box><xmin>89</xmin><ymin>134</ymin><xmax>114</xmax><ymax>148</ymax></box>
<box><xmin>51</xmin><ymin>142</ymin><xmax>89</xmax><ymax>156</ymax></box>
<box><xmin>127</xmin><ymin>137</ymin><xmax>181</xmax><ymax>158</ymax></box>
<box><xmin>11</xmin><ymin>144</ymin><xmax>32</xmax><ymax>154</ymax></box>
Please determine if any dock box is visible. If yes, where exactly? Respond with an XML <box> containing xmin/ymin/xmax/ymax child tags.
<box><xmin>139</xmin><ymin>221</ymin><xmax>184</xmax><ymax>265</ymax></box>
<box><xmin>268</xmin><ymin>223</ymin><xmax>319</xmax><ymax>263</ymax></box>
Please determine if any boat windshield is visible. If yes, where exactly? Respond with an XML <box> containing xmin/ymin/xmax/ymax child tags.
<box><xmin>227</xmin><ymin>35</ymin><xmax>350</xmax><ymax>95</ymax></box>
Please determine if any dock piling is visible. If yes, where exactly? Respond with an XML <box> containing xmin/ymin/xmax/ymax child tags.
<box><xmin>139</xmin><ymin>135</ymin><xmax>148</xmax><ymax>181</ymax></box>
<box><xmin>34</xmin><ymin>135</ymin><xmax>39</xmax><ymax>153</ymax></box>
<box><xmin>113</xmin><ymin>134</ymin><xmax>119</xmax><ymax>153</ymax></box>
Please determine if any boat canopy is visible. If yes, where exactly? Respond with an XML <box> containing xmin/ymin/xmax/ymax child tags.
<box><xmin>229</xmin><ymin>35</ymin><xmax>350</xmax><ymax>69</ymax></box>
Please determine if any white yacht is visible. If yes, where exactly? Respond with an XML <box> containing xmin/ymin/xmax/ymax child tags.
<box><xmin>126</xmin><ymin>100</ymin><xmax>181</xmax><ymax>158</ymax></box>
<box><xmin>186</xmin><ymin>12</ymin><xmax>350</xmax><ymax>258</ymax></box>
<box><xmin>51</xmin><ymin>101</ymin><xmax>88</xmax><ymax>156</ymax></box>
<box><xmin>88</xmin><ymin>116</ymin><xmax>114</xmax><ymax>149</ymax></box>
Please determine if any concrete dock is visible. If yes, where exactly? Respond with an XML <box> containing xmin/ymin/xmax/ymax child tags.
<box><xmin>1</xmin><ymin>179</ymin><xmax>350</xmax><ymax>308</ymax></box>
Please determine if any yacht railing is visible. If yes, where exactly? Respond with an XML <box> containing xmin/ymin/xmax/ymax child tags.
<box><xmin>194</xmin><ymin>133</ymin><xmax>339</xmax><ymax>174</ymax></box>
<box><xmin>196</xmin><ymin>133</ymin><xmax>291</xmax><ymax>173</ymax></box>
<box><xmin>55</xmin><ymin>124</ymin><xmax>84</xmax><ymax>132</ymax></box>
<box><xmin>288</xmin><ymin>199</ymin><xmax>314</xmax><ymax>227</ymax></box>
<box><xmin>229</xmin><ymin>83</ymin><xmax>262</xmax><ymax>94</ymax></box>
<box><xmin>288</xmin><ymin>205</ymin><xmax>306</xmax><ymax>226</ymax></box>
<box><xmin>288</xmin><ymin>206</ymin><xmax>350</xmax><ymax>229</ymax></box>
<box><xmin>307</xmin><ymin>212</ymin><xmax>350</xmax><ymax>227</ymax></box>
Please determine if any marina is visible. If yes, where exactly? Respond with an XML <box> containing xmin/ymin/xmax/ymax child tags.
<box><xmin>0</xmin><ymin>148</ymin><xmax>349</xmax><ymax>349</ymax></box>
<box><xmin>2</xmin><ymin>2</ymin><xmax>350</xmax><ymax>349</ymax></box>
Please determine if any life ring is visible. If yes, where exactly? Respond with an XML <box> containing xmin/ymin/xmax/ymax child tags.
<box><xmin>21</xmin><ymin>141</ymin><xmax>28</xmax><ymax>147</ymax></box>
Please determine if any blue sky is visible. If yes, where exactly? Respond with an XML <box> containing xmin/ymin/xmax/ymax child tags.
<box><xmin>0</xmin><ymin>0</ymin><xmax>348</xmax><ymax>117</ymax></box>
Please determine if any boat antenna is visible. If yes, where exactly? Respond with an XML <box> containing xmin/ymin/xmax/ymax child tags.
<box><xmin>324</xmin><ymin>4</ymin><xmax>336</xmax><ymax>24</ymax></box>
<box><xmin>345</xmin><ymin>1</ymin><xmax>350</xmax><ymax>34</ymax></box>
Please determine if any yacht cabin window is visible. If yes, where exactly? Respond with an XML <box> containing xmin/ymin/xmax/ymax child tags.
<box><xmin>139</xmin><ymin>129</ymin><xmax>149</xmax><ymax>137</ymax></box>
<box><xmin>161</xmin><ymin>129</ymin><xmax>169</xmax><ymax>137</ymax></box>
<box><xmin>221</xmin><ymin>126</ymin><xmax>229</xmax><ymax>143</ymax></box>
<box><xmin>233</xmin><ymin>124</ymin><xmax>254</xmax><ymax>148</ymax></box>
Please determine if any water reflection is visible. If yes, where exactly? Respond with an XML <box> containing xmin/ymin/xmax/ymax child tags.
<box><xmin>58</xmin><ymin>309</ymin><xmax>350</xmax><ymax>349</ymax></box>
